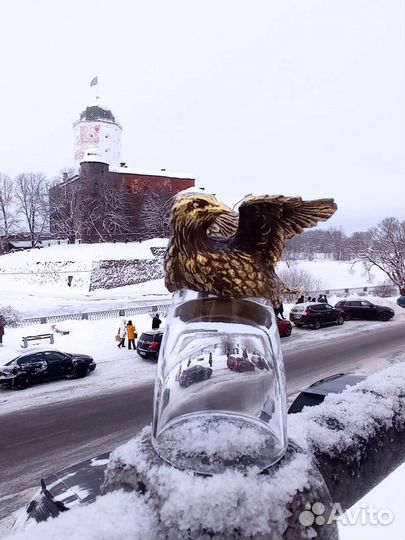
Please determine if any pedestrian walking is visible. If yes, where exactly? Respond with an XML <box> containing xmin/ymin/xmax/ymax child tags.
<box><xmin>152</xmin><ymin>313</ymin><xmax>162</xmax><ymax>329</ymax></box>
<box><xmin>276</xmin><ymin>301</ymin><xmax>286</xmax><ymax>319</ymax></box>
<box><xmin>0</xmin><ymin>315</ymin><xmax>5</xmax><ymax>347</ymax></box>
<box><xmin>127</xmin><ymin>320</ymin><xmax>136</xmax><ymax>350</ymax></box>
<box><xmin>317</xmin><ymin>294</ymin><xmax>323</xmax><ymax>302</ymax></box>
<box><xmin>322</xmin><ymin>294</ymin><xmax>328</xmax><ymax>303</ymax></box>
<box><xmin>296</xmin><ymin>295</ymin><xmax>304</xmax><ymax>304</ymax></box>
<box><xmin>117</xmin><ymin>319</ymin><xmax>127</xmax><ymax>348</ymax></box>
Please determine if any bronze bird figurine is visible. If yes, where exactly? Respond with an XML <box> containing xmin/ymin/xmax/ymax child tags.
<box><xmin>164</xmin><ymin>192</ymin><xmax>337</xmax><ymax>307</ymax></box>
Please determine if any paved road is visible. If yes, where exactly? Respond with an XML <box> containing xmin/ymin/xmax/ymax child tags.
<box><xmin>0</xmin><ymin>321</ymin><xmax>403</xmax><ymax>524</ymax></box>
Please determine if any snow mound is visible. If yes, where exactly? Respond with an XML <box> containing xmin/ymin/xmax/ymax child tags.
<box><xmin>4</xmin><ymin>490</ymin><xmax>160</xmax><ymax>540</ymax></box>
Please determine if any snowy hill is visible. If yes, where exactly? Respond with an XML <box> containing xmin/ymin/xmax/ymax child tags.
<box><xmin>0</xmin><ymin>239</ymin><xmax>168</xmax><ymax>292</ymax></box>
<box><xmin>0</xmin><ymin>239</ymin><xmax>390</xmax><ymax>317</ymax></box>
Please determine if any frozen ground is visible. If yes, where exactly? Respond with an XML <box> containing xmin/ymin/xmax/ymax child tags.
<box><xmin>1</xmin><ymin>278</ymin><xmax>171</xmax><ymax>318</ymax></box>
<box><xmin>0</xmin><ymin>240</ymin><xmax>389</xmax><ymax>316</ymax></box>
<box><xmin>1</xmin><ymin>295</ymin><xmax>403</xmax><ymax>416</ymax></box>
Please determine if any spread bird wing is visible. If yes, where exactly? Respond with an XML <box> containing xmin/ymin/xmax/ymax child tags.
<box><xmin>207</xmin><ymin>211</ymin><xmax>239</xmax><ymax>238</ymax></box>
<box><xmin>228</xmin><ymin>195</ymin><xmax>337</xmax><ymax>265</ymax></box>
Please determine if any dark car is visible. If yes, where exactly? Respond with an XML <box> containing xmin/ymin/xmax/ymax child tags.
<box><xmin>288</xmin><ymin>373</ymin><xmax>366</xmax><ymax>413</ymax></box>
<box><xmin>289</xmin><ymin>302</ymin><xmax>345</xmax><ymax>330</ymax></box>
<box><xmin>0</xmin><ymin>349</ymin><xmax>96</xmax><ymax>390</ymax></box>
<box><xmin>136</xmin><ymin>329</ymin><xmax>164</xmax><ymax>360</ymax></box>
<box><xmin>178</xmin><ymin>365</ymin><xmax>213</xmax><ymax>387</ymax></box>
<box><xmin>227</xmin><ymin>354</ymin><xmax>255</xmax><ymax>372</ymax></box>
<box><xmin>12</xmin><ymin>452</ymin><xmax>110</xmax><ymax>531</ymax></box>
<box><xmin>277</xmin><ymin>318</ymin><xmax>292</xmax><ymax>337</ymax></box>
<box><xmin>334</xmin><ymin>299</ymin><xmax>395</xmax><ymax>322</ymax></box>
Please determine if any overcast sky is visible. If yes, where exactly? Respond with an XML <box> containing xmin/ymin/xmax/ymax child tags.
<box><xmin>0</xmin><ymin>0</ymin><xmax>403</xmax><ymax>232</ymax></box>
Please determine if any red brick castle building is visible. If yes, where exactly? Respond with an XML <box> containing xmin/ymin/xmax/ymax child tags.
<box><xmin>50</xmin><ymin>81</ymin><xmax>195</xmax><ymax>243</ymax></box>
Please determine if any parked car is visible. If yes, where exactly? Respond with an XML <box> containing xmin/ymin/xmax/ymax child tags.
<box><xmin>136</xmin><ymin>329</ymin><xmax>164</xmax><ymax>360</ymax></box>
<box><xmin>178</xmin><ymin>365</ymin><xmax>212</xmax><ymax>387</ymax></box>
<box><xmin>13</xmin><ymin>371</ymin><xmax>365</xmax><ymax>531</ymax></box>
<box><xmin>334</xmin><ymin>299</ymin><xmax>395</xmax><ymax>321</ymax></box>
<box><xmin>0</xmin><ymin>349</ymin><xmax>96</xmax><ymax>390</ymax></box>
<box><xmin>289</xmin><ymin>302</ymin><xmax>345</xmax><ymax>330</ymax></box>
<box><xmin>250</xmin><ymin>353</ymin><xmax>266</xmax><ymax>370</ymax></box>
<box><xmin>288</xmin><ymin>373</ymin><xmax>366</xmax><ymax>413</ymax></box>
<box><xmin>12</xmin><ymin>452</ymin><xmax>110</xmax><ymax>531</ymax></box>
<box><xmin>397</xmin><ymin>294</ymin><xmax>405</xmax><ymax>308</ymax></box>
<box><xmin>227</xmin><ymin>354</ymin><xmax>255</xmax><ymax>372</ymax></box>
<box><xmin>277</xmin><ymin>318</ymin><xmax>292</xmax><ymax>337</ymax></box>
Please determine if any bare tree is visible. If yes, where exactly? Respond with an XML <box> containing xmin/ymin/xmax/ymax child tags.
<box><xmin>350</xmin><ymin>217</ymin><xmax>405</xmax><ymax>289</ymax></box>
<box><xmin>14</xmin><ymin>172</ymin><xmax>50</xmax><ymax>247</ymax></box>
<box><xmin>0</xmin><ymin>172</ymin><xmax>17</xmax><ymax>252</ymax></box>
<box><xmin>278</xmin><ymin>264</ymin><xmax>323</xmax><ymax>300</ymax></box>
<box><xmin>50</xmin><ymin>180</ymin><xmax>86</xmax><ymax>243</ymax></box>
<box><xmin>51</xmin><ymin>166</ymin><xmax>77</xmax><ymax>187</ymax></box>
<box><xmin>140</xmin><ymin>194</ymin><xmax>172</xmax><ymax>238</ymax></box>
<box><xmin>82</xmin><ymin>179</ymin><xmax>134</xmax><ymax>242</ymax></box>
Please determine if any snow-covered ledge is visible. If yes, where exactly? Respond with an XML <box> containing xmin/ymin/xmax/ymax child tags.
<box><xmin>6</xmin><ymin>363</ymin><xmax>404</xmax><ymax>540</ymax></box>
<box><xmin>288</xmin><ymin>361</ymin><xmax>405</xmax><ymax>510</ymax></box>
<box><xmin>102</xmin><ymin>429</ymin><xmax>338</xmax><ymax>540</ymax></box>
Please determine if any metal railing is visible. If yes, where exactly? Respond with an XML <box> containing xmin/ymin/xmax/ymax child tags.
<box><xmin>19</xmin><ymin>285</ymin><xmax>388</xmax><ymax>327</ymax></box>
<box><xmin>21</xmin><ymin>301</ymin><xmax>172</xmax><ymax>326</ymax></box>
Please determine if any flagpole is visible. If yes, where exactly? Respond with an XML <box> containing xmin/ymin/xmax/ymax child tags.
<box><xmin>90</xmin><ymin>76</ymin><xmax>99</xmax><ymax>105</ymax></box>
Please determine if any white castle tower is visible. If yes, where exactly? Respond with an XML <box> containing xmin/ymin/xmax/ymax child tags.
<box><xmin>73</xmin><ymin>77</ymin><xmax>122</xmax><ymax>168</ymax></box>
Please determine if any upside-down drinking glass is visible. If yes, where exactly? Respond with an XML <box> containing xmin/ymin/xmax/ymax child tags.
<box><xmin>152</xmin><ymin>289</ymin><xmax>287</xmax><ymax>474</ymax></box>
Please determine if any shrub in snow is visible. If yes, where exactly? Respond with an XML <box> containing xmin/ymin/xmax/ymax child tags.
<box><xmin>0</xmin><ymin>305</ymin><xmax>22</xmax><ymax>327</ymax></box>
<box><xmin>373</xmin><ymin>281</ymin><xmax>397</xmax><ymax>298</ymax></box>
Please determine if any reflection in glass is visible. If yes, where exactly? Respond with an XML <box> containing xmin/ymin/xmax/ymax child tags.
<box><xmin>152</xmin><ymin>289</ymin><xmax>287</xmax><ymax>474</ymax></box>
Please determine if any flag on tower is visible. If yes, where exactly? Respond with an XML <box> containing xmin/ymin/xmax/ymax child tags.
<box><xmin>90</xmin><ymin>76</ymin><xmax>98</xmax><ymax>87</ymax></box>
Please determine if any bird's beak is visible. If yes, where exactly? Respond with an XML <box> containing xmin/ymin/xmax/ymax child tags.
<box><xmin>212</xmin><ymin>203</ymin><xmax>233</xmax><ymax>215</ymax></box>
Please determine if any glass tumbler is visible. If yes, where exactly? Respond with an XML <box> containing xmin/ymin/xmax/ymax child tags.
<box><xmin>152</xmin><ymin>289</ymin><xmax>287</xmax><ymax>474</ymax></box>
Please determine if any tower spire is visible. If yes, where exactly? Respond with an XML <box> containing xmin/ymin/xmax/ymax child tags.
<box><xmin>73</xmin><ymin>78</ymin><xmax>122</xmax><ymax>168</ymax></box>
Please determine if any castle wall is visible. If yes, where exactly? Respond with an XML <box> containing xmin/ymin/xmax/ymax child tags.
<box><xmin>49</xmin><ymin>162</ymin><xmax>195</xmax><ymax>243</ymax></box>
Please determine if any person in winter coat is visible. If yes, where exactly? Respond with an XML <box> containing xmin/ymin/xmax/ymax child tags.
<box><xmin>274</xmin><ymin>302</ymin><xmax>285</xmax><ymax>319</ymax></box>
<box><xmin>117</xmin><ymin>319</ymin><xmax>127</xmax><ymax>348</ymax></box>
<box><xmin>152</xmin><ymin>313</ymin><xmax>162</xmax><ymax>329</ymax></box>
<box><xmin>397</xmin><ymin>288</ymin><xmax>405</xmax><ymax>308</ymax></box>
<box><xmin>317</xmin><ymin>294</ymin><xmax>323</xmax><ymax>302</ymax></box>
<box><xmin>0</xmin><ymin>315</ymin><xmax>5</xmax><ymax>347</ymax></box>
<box><xmin>127</xmin><ymin>320</ymin><xmax>137</xmax><ymax>350</ymax></box>
<box><xmin>296</xmin><ymin>295</ymin><xmax>304</xmax><ymax>304</ymax></box>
